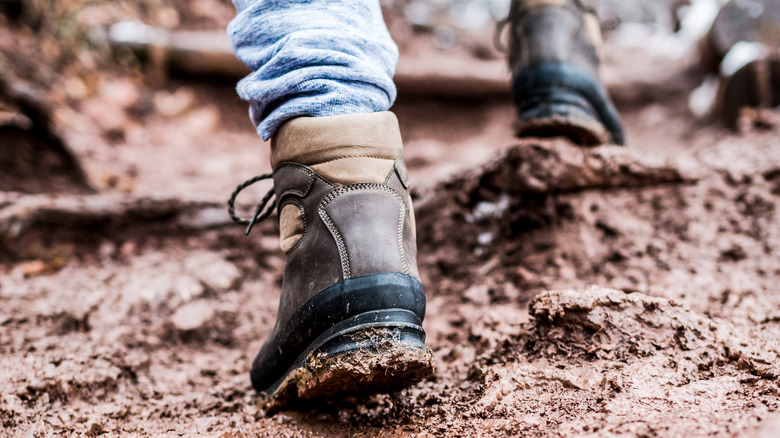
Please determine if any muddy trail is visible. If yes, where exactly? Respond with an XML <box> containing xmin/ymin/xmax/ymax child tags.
<box><xmin>3</xmin><ymin>14</ymin><xmax>780</xmax><ymax>438</ymax></box>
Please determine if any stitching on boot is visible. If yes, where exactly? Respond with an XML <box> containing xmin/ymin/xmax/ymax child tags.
<box><xmin>310</xmin><ymin>155</ymin><xmax>398</xmax><ymax>166</ymax></box>
<box><xmin>397</xmin><ymin>201</ymin><xmax>409</xmax><ymax>275</ymax></box>
<box><xmin>275</xmin><ymin>164</ymin><xmax>318</xmax><ymax>199</ymax></box>
<box><xmin>318</xmin><ymin>205</ymin><xmax>350</xmax><ymax>279</ymax></box>
<box><xmin>319</xmin><ymin>184</ymin><xmax>409</xmax><ymax>279</ymax></box>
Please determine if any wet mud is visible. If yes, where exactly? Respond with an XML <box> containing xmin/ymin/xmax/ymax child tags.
<box><xmin>265</xmin><ymin>329</ymin><xmax>435</xmax><ymax>413</ymax></box>
<box><xmin>3</xmin><ymin>14</ymin><xmax>780</xmax><ymax>438</ymax></box>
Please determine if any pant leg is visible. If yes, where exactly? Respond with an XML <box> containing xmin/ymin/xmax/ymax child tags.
<box><xmin>228</xmin><ymin>0</ymin><xmax>399</xmax><ymax>140</ymax></box>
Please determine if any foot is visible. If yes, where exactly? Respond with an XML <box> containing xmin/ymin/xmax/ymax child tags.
<box><xmin>231</xmin><ymin>112</ymin><xmax>434</xmax><ymax>409</ymax></box>
<box><xmin>507</xmin><ymin>0</ymin><xmax>624</xmax><ymax>145</ymax></box>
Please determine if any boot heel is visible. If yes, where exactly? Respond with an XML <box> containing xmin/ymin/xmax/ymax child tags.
<box><xmin>263</xmin><ymin>309</ymin><xmax>434</xmax><ymax>408</ymax></box>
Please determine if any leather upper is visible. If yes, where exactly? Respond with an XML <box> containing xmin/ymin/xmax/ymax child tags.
<box><xmin>508</xmin><ymin>0</ymin><xmax>602</xmax><ymax>79</ymax></box>
<box><xmin>267</xmin><ymin>159</ymin><xmax>419</xmax><ymax>341</ymax></box>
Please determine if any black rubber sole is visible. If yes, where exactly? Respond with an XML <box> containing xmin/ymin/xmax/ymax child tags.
<box><xmin>512</xmin><ymin>62</ymin><xmax>625</xmax><ymax>145</ymax></box>
<box><xmin>250</xmin><ymin>273</ymin><xmax>430</xmax><ymax>402</ymax></box>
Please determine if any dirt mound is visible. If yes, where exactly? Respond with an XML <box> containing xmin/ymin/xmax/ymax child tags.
<box><xmin>0</xmin><ymin>70</ymin><xmax>92</xmax><ymax>195</ymax></box>
<box><xmin>472</xmin><ymin>287</ymin><xmax>780</xmax><ymax>435</ymax></box>
<box><xmin>414</xmin><ymin>140</ymin><xmax>696</xmax><ymax>306</ymax></box>
<box><xmin>525</xmin><ymin>287</ymin><xmax>779</xmax><ymax>377</ymax></box>
<box><xmin>528</xmin><ymin>286</ymin><xmax>725</xmax><ymax>361</ymax></box>
<box><xmin>434</xmin><ymin>139</ymin><xmax>693</xmax><ymax>197</ymax></box>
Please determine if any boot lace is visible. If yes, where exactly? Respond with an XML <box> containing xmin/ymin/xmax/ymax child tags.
<box><xmin>227</xmin><ymin>174</ymin><xmax>276</xmax><ymax>235</ymax></box>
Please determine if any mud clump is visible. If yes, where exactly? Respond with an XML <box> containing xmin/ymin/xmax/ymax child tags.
<box><xmin>525</xmin><ymin>287</ymin><xmax>779</xmax><ymax>378</ymax></box>
<box><xmin>459</xmin><ymin>140</ymin><xmax>693</xmax><ymax>196</ymax></box>
<box><xmin>526</xmin><ymin>286</ymin><xmax>722</xmax><ymax>362</ymax></box>
<box><xmin>472</xmin><ymin>287</ymin><xmax>780</xmax><ymax>434</ymax></box>
<box><xmin>261</xmin><ymin>328</ymin><xmax>435</xmax><ymax>413</ymax></box>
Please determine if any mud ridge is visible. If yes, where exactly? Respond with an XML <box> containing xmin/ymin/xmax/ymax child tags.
<box><xmin>0</xmin><ymin>193</ymin><xmax>258</xmax><ymax>261</ymax></box>
<box><xmin>470</xmin><ymin>287</ymin><xmax>780</xmax><ymax>435</ymax></box>
<box><xmin>524</xmin><ymin>286</ymin><xmax>779</xmax><ymax>379</ymax></box>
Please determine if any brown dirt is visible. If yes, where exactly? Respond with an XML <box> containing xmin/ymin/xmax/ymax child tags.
<box><xmin>0</xmin><ymin>72</ymin><xmax>92</xmax><ymax>195</ymax></box>
<box><xmin>3</xmin><ymin>4</ymin><xmax>780</xmax><ymax>438</ymax></box>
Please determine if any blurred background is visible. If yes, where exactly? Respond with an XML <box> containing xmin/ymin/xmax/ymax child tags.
<box><xmin>5</xmin><ymin>2</ymin><xmax>780</xmax><ymax>436</ymax></box>
<box><xmin>0</xmin><ymin>0</ymin><xmax>737</xmax><ymax>200</ymax></box>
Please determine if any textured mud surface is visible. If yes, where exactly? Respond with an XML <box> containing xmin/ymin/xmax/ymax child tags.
<box><xmin>3</xmin><ymin>3</ymin><xmax>780</xmax><ymax>437</ymax></box>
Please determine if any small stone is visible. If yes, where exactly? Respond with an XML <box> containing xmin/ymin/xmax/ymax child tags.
<box><xmin>183</xmin><ymin>106</ymin><xmax>220</xmax><ymax>134</ymax></box>
<box><xmin>98</xmin><ymin>79</ymin><xmax>140</xmax><ymax>110</ymax></box>
<box><xmin>98</xmin><ymin>241</ymin><xmax>117</xmax><ymax>260</ymax></box>
<box><xmin>185</xmin><ymin>252</ymin><xmax>241</xmax><ymax>292</ymax></box>
<box><xmin>463</xmin><ymin>284</ymin><xmax>490</xmax><ymax>305</ymax></box>
<box><xmin>87</xmin><ymin>421</ymin><xmax>104</xmax><ymax>436</ymax></box>
<box><xmin>81</xmin><ymin>98</ymin><xmax>127</xmax><ymax>136</ymax></box>
<box><xmin>515</xmin><ymin>266</ymin><xmax>538</xmax><ymax>284</ymax></box>
<box><xmin>153</xmin><ymin>88</ymin><xmax>195</xmax><ymax>117</ymax></box>
<box><xmin>171</xmin><ymin>300</ymin><xmax>215</xmax><ymax>331</ymax></box>
<box><xmin>118</xmin><ymin>242</ymin><xmax>136</xmax><ymax>258</ymax></box>
<box><xmin>21</xmin><ymin>257</ymin><xmax>66</xmax><ymax>278</ymax></box>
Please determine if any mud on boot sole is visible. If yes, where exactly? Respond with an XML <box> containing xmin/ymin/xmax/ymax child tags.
<box><xmin>259</xmin><ymin>309</ymin><xmax>435</xmax><ymax>411</ymax></box>
<box><xmin>514</xmin><ymin>108</ymin><xmax>612</xmax><ymax>146</ymax></box>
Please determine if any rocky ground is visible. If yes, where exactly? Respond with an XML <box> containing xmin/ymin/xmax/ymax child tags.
<box><xmin>2</xmin><ymin>1</ymin><xmax>780</xmax><ymax>437</ymax></box>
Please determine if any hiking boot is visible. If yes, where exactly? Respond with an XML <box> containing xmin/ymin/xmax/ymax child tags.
<box><xmin>717</xmin><ymin>47</ymin><xmax>780</xmax><ymax>130</ymax></box>
<box><xmin>506</xmin><ymin>0</ymin><xmax>625</xmax><ymax>145</ymax></box>
<box><xmin>228</xmin><ymin>112</ymin><xmax>434</xmax><ymax>407</ymax></box>
<box><xmin>703</xmin><ymin>0</ymin><xmax>780</xmax><ymax>129</ymax></box>
<box><xmin>702</xmin><ymin>0</ymin><xmax>780</xmax><ymax>70</ymax></box>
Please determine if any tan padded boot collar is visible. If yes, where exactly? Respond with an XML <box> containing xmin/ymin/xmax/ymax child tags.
<box><xmin>270</xmin><ymin>111</ymin><xmax>403</xmax><ymax>169</ymax></box>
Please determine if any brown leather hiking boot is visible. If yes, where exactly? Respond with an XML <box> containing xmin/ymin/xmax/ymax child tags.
<box><xmin>229</xmin><ymin>112</ymin><xmax>434</xmax><ymax>407</ymax></box>
<box><xmin>506</xmin><ymin>0</ymin><xmax>625</xmax><ymax>145</ymax></box>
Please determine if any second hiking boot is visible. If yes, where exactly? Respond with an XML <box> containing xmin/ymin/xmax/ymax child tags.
<box><xmin>230</xmin><ymin>112</ymin><xmax>433</xmax><ymax>407</ymax></box>
<box><xmin>507</xmin><ymin>0</ymin><xmax>625</xmax><ymax>145</ymax></box>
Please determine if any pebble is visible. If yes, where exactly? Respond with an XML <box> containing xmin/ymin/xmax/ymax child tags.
<box><xmin>184</xmin><ymin>252</ymin><xmax>241</xmax><ymax>292</ymax></box>
<box><xmin>171</xmin><ymin>300</ymin><xmax>215</xmax><ymax>331</ymax></box>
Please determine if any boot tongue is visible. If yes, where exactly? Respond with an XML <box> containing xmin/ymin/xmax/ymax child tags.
<box><xmin>271</xmin><ymin>112</ymin><xmax>402</xmax><ymax>185</ymax></box>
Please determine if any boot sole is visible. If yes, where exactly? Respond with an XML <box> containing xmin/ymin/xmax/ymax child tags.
<box><xmin>514</xmin><ymin>109</ymin><xmax>612</xmax><ymax>146</ymax></box>
<box><xmin>259</xmin><ymin>309</ymin><xmax>434</xmax><ymax>411</ymax></box>
<box><xmin>250</xmin><ymin>273</ymin><xmax>431</xmax><ymax>408</ymax></box>
<box><xmin>512</xmin><ymin>62</ymin><xmax>625</xmax><ymax>145</ymax></box>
